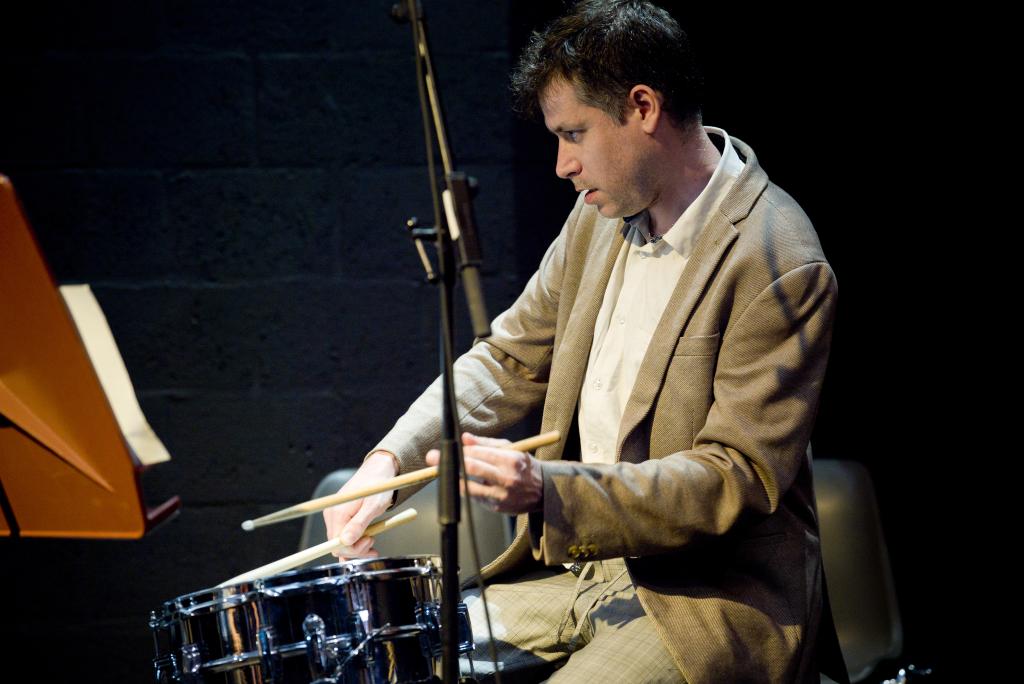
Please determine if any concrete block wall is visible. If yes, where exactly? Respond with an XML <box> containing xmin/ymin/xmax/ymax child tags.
<box><xmin>0</xmin><ymin>3</ymin><xmax>536</xmax><ymax>681</ymax></box>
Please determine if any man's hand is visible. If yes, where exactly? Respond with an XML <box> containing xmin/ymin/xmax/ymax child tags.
<box><xmin>425</xmin><ymin>432</ymin><xmax>543</xmax><ymax>514</ymax></box>
<box><xmin>322</xmin><ymin>451</ymin><xmax>398</xmax><ymax>559</ymax></box>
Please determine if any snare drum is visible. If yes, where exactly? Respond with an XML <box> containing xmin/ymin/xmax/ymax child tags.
<box><xmin>166</xmin><ymin>579</ymin><xmax>266</xmax><ymax>683</ymax></box>
<box><xmin>343</xmin><ymin>555</ymin><xmax>473</xmax><ymax>684</ymax></box>
<box><xmin>151</xmin><ymin>565</ymin><xmax>356</xmax><ymax>684</ymax></box>
<box><xmin>258</xmin><ymin>563</ymin><xmax>361</xmax><ymax>682</ymax></box>
<box><xmin>150</xmin><ymin>556</ymin><xmax>473</xmax><ymax>684</ymax></box>
<box><xmin>343</xmin><ymin>556</ymin><xmax>438</xmax><ymax>684</ymax></box>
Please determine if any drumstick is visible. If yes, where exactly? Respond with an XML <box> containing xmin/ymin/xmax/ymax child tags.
<box><xmin>241</xmin><ymin>429</ymin><xmax>560</xmax><ymax>532</ymax></box>
<box><xmin>219</xmin><ymin>508</ymin><xmax>418</xmax><ymax>587</ymax></box>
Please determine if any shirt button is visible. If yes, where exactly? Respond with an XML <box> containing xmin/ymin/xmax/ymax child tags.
<box><xmin>593</xmin><ymin>379</ymin><xmax>602</xmax><ymax>390</ymax></box>
<box><xmin>589</xmin><ymin>442</ymin><xmax>598</xmax><ymax>454</ymax></box>
<box><xmin>617</xmin><ymin>316</ymin><xmax>625</xmax><ymax>325</ymax></box>
<box><xmin>638</xmin><ymin>252</ymin><xmax>648</xmax><ymax>259</ymax></box>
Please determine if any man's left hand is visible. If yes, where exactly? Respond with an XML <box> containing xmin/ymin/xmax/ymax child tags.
<box><xmin>425</xmin><ymin>432</ymin><xmax>543</xmax><ymax>514</ymax></box>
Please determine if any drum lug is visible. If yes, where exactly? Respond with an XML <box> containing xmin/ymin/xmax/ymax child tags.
<box><xmin>417</xmin><ymin>601</ymin><xmax>442</xmax><ymax>657</ymax></box>
<box><xmin>178</xmin><ymin>643</ymin><xmax>203</xmax><ymax>684</ymax></box>
<box><xmin>416</xmin><ymin>600</ymin><xmax>474</xmax><ymax>657</ymax></box>
<box><xmin>259</xmin><ymin>626</ymin><xmax>283</xmax><ymax>683</ymax></box>
<box><xmin>152</xmin><ymin>654</ymin><xmax>176</xmax><ymax>684</ymax></box>
<box><xmin>303</xmin><ymin>613</ymin><xmax>340</xmax><ymax>683</ymax></box>
<box><xmin>457</xmin><ymin>601</ymin><xmax>475</xmax><ymax>655</ymax></box>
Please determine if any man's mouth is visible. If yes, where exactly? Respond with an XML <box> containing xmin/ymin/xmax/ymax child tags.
<box><xmin>583</xmin><ymin>188</ymin><xmax>597</xmax><ymax>204</ymax></box>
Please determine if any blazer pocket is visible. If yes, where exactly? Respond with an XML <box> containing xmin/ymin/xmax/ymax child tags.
<box><xmin>672</xmin><ymin>332</ymin><xmax>720</xmax><ymax>357</ymax></box>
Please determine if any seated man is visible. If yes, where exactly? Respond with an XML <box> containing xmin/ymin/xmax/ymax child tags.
<box><xmin>326</xmin><ymin>1</ymin><xmax>847</xmax><ymax>682</ymax></box>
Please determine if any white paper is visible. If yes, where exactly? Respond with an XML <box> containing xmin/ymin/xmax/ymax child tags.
<box><xmin>59</xmin><ymin>284</ymin><xmax>171</xmax><ymax>465</ymax></box>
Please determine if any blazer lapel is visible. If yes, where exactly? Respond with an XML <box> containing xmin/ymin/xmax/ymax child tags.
<box><xmin>537</xmin><ymin>221</ymin><xmax>625</xmax><ymax>462</ymax></box>
<box><xmin>615</xmin><ymin>215</ymin><xmax>738</xmax><ymax>463</ymax></box>
<box><xmin>616</xmin><ymin>139</ymin><xmax>768</xmax><ymax>463</ymax></box>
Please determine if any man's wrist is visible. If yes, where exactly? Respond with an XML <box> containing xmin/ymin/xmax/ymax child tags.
<box><xmin>366</xmin><ymin>450</ymin><xmax>400</xmax><ymax>477</ymax></box>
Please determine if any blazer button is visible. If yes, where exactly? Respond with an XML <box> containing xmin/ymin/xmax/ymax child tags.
<box><xmin>568</xmin><ymin>545</ymin><xmax>579</xmax><ymax>559</ymax></box>
<box><xmin>586</xmin><ymin>543</ymin><xmax>598</xmax><ymax>556</ymax></box>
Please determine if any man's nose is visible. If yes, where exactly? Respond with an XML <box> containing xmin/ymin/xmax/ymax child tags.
<box><xmin>555</xmin><ymin>141</ymin><xmax>581</xmax><ymax>179</ymax></box>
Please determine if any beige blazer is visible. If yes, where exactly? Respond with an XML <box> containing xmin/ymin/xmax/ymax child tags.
<box><xmin>377</xmin><ymin>136</ymin><xmax>842</xmax><ymax>683</ymax></box>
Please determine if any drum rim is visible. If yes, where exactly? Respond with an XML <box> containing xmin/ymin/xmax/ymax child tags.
<box><xmin>344</xmin><ymin>553</ymin><xmax>439</xmax><ymax>566</ymax></box>
<box><xmin>258</xmin><ymin>561</ymin><xmax>349</xmax><ymax>587</ymax></box>
<box><xmin>259</xmin><ymin>574</ymin><xmax>347</xmax><ymax>597</ymax></box>
<box><xmin>201</xmin><ymin>649</ymin><xmax>263</xmax><ymax>672</ymax></box>
<box><xmin>345</xmin><ymin>565</ymin><xmax>435</xmax><ymax>584</ymax></box>
<box><xmin>175</xmin><ymin>586</ymin><xmax>262</xmax><ymax>616</ymax></box>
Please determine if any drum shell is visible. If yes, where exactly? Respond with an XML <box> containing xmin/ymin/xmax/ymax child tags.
<box><xmin>344</xmin><ymin>556</ymin><xmax>442</xmax><ymax>684</ymax></box>
<box><xmin>343</xmin><ymin>555</ymin><xmax>440</xmax><ymax>639</ymax></box>
<box><xmin>257</xmin><ymin>562</ymin><xmax>355</xmax><ymax>652</ymax></box>
<box><xmin>174</xmin><ymin>581</ymin><xmax>264</xmax><ymax>673</ymax></box>
<box><xmin>360</xmin><ymin>632</ymin><xmax>436</xmax><ymax>684</ymax></box>
<box><xmin>259</xmin><ymin>563</ymin><xmax>366</xmax><ymax>683</ymax></box>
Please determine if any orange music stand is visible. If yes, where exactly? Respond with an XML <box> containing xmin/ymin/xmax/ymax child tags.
<box><xmin>0</xmin><ymin>174</ymin><xmax>179</xmax><ymax>538</ymax></box>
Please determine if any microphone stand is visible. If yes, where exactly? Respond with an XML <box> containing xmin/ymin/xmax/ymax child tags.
<box><xmin>392</xmin><ymin>2</ymin><xmax>491</xmax><ymax>681</ymax></box>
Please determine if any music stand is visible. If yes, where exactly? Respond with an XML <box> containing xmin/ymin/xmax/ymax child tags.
<box><xmin>0</xmin><ymin>175</ymin><xmax>179</xmax><ymax>538</ymax></box>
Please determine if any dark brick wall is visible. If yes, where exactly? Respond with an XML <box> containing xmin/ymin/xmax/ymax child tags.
<box><xmin>1</xmin><ymin>3</ymin><xmax>953</xmax><ymax>681</ymax></box>
<box><xmin>0</xmin><ymin>2</ymin><xmax>526</xmax><ymax>680</ymax></box>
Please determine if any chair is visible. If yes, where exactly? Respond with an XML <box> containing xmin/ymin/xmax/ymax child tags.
<box><xmin>298</xmin><ymin>468</ymin><xmax>514</xmax><ymax>577</ymax></box>
<box><xmin>814</xmin><ymin>459</ymin><xmax>903</xmax><ymax>683</ymax></box>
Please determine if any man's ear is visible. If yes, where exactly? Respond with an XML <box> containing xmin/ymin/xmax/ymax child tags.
<box><xmin>628</xmin><ymin>84</ymin><xmax>662</xmax><ymax>133</ymax></box>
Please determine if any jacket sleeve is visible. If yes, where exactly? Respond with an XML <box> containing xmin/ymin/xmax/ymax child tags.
<box><xmin>370</xmin><ymin>195</ymin><xmax>586</xmax><ymax>495</ymax></box>
<box><xmin>530</xmin><ymin>259</ymin><xmax>838</xmax><ymax>563</ymax></box>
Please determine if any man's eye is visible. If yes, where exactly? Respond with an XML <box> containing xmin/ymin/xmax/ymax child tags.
<box><xmin>564</xmin><ymin>131</ymin><xmax>580</xmax><ymax>143</ymax></box>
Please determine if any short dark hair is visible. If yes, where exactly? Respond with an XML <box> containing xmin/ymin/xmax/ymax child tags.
<box><xmin>510</xmin><ymin>0</ymin><xmax>703</xmax><ymax>126</ymax></box>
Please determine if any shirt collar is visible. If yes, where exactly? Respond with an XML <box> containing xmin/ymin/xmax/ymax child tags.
<box><xmin>626</xmin><ymin>126</ymin><xmax>744</xmax><ymax>258</ymax></box>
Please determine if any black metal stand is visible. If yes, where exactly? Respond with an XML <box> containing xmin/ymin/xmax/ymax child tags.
<box><xmin>392</xmin><ymin>2</ymin><xmax>490</xmax><ymax>681</ymax></box>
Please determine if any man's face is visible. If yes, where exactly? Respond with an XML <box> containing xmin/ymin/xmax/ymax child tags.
<box><xmin>539</xmin><ymin>79</ymin><xmax>654</xmax><ymax>219</ymax></box>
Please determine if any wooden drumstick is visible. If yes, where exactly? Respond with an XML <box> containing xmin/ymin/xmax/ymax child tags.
<box><xmin>219</xmin><ymin>508</ymin><xmax>418</xmax><ymax>587</ymax></box>
<box><xmin>241</xmin><ymin>429</ymin><xmax>560</xmax><ymax>531</ymax></box>
<box><xmin>241</xmin><ymin>465</ymin><xmax>439</xmax><ymax>531</ymax></box>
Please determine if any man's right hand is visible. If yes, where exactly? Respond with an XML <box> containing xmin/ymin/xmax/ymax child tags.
<box><xmin>323</xmin><ymin>451</ymin><xmax>398</xmax><ymax>559</ymax></box>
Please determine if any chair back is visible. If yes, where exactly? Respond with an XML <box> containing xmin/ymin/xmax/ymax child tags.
<box><xmin>815</xmin><ymin>459</ymin><xmax>903</xmax><ymax>682</ymax></box>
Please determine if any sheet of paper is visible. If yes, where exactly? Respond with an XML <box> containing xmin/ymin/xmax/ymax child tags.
<box><xmin>59</xmin><ymin>284</ymin><xmax>170</xmax><ymax>466</ymax></box>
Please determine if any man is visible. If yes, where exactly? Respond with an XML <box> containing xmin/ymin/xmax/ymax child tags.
<box><xmin>325</xmin><ymin>2</ymin><xmax>846</xmax><ymax>682</ymax></box>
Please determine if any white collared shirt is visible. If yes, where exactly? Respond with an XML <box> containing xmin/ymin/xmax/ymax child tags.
<box><xmin>578</xmin><ymin>127</ymin><xmax>744</xmax><ymax>464</ymax></box>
